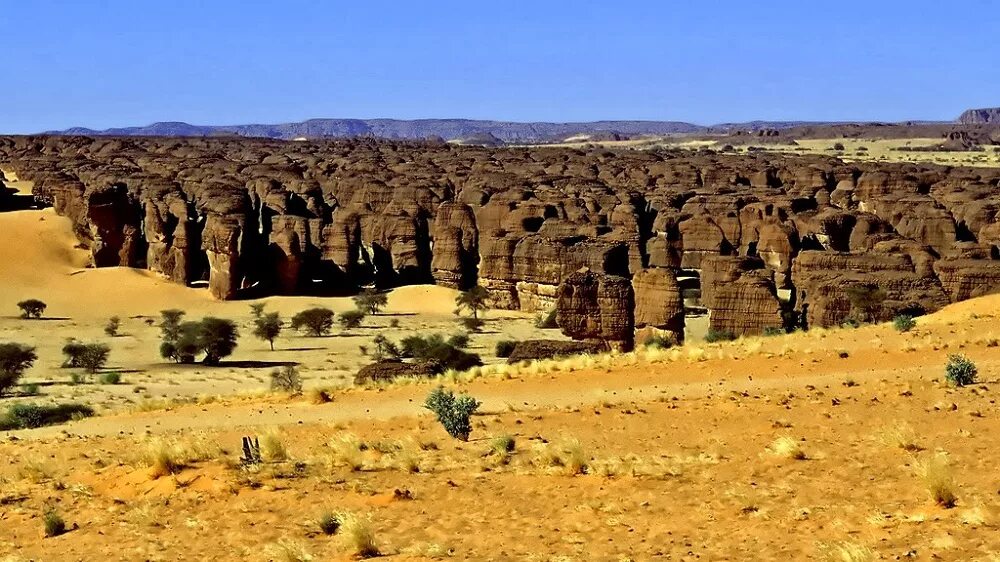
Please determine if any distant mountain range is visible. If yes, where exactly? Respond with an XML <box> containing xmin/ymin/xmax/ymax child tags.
<box><xmin>44</xmin><ymin>118</ymin><xmax>853</xmax><ymax>144</ymax></box>
<box><xmin>40</xmin><ymin>112</ymin><xmax>987</xmax><ymax>144</ymax></box>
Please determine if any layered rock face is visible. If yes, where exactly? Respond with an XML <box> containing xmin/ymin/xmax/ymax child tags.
<box><xmin>556</xmin><ymin>268</ymin><xmax>635</xmax><ymax>351</ymax></box>
<box><xmin>3</xmin><ymin>135</ymin><xmax>1000</xmax><ymax>334</ymax></box>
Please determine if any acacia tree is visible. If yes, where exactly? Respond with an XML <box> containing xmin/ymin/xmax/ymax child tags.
<box><xmin>454</xmin><ymin>286</ymin><xmax>490</xmax><ymax>320</ymax></box>
<box><xmin>198</xmin><ymin>317</ymin><xmax>239</xmax><ymax>365</ymax></box>
<box><xmin>290</xmin><ymin>308</ymin><xmax>335</xmax><ymax>337</ymax></box>
<box><xmin>17</xmin><ymin>299</ymin><xmax>46</xmax><ymax>319</ymax></box>
<box><xmin>253</xmin><ymin>312</ymin><xmax>283</xmax><ymax>351</ymax></box>
<box><xmin>353</xmin><ymin>288</ymin><xmax>388</xmax><ymax>315</ymax></box>
<box><xmin>0</xmin><ymin>343</ymin><xmax>37</xmax><ymax>396</ymax></box>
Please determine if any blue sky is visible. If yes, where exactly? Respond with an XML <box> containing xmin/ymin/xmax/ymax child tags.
<box><xmin>1</xmin><ymin>0</ymin><xmax>997</xmax><ymax>133</ymax></box>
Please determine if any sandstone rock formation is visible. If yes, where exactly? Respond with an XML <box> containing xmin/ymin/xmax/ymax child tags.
<box><xmin>3</xmin><ymin>135</ymin><xmax>1000</xmax><ymax>335</ymax></box>
<box><xmin>556</xmin><ymin>268</ymin><xmax>635</xmax><ymax>351</ymax></box>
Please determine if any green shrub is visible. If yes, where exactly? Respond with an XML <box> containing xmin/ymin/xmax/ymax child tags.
<box><xmin>353</xmin><ymin>288</ymin><xmax>388</xmax><ymax>315</ymax></box>
<box><xmin>43</xmin><ymin>510</ymin><xmax>67</xmax><ymax>538</ymax></box>
<box><xmin>762</xmin><ymin>327</ymin><xmax>785</xmax><ymax>337</ymax></box>
<box><xmin>20</xmin><ymin>382</ymin><xmax>40</xmax><ymax>396</ymax></box>
<box><xmin>98</xmin><ymin>372</ymin><xmax>122</xmax><ymax>385</ymax></box>
<box><xmin>424</xmin><ymin>387</ymin><xmax>481</xmax><ymax>441</ymax></box>
<box><xmin>161</xmin><ymin>317</ymin><xmax>238</xmax><ymax>364</ymax></box>
<box><xmin>338</xmin><ymin>309</ymin><xmax>366</xmax><ymax>330</ymax></box>
<box><xmin>290</xmin><ymin>308</ymin><xmax>335</xmax><ymax>337</ymax></box>
<box><xmin>495</xmin><ymin>340</ymin><xmax>517</xmax><ymax>358</ymax></box>
<box><xmin>270</xmin><ymin>365</ymin><xmax>303</xmax><ymax>394</ymax></box>
<box><xmin>644</xmin><ymin>334</ymin><xmax>675</xmax><ymax>349</ymax></box>
<box><xmin>893</xmin><ymin>314</ymin><xmax>916</xmax><ymax>332</ymax></box>
<box><xmin>535</xmin><ymin>309</ymin><xmax>558</xmax><ymax>329</ymax></box>
<box><xmin>0</xmin><ymin>403</ymin><xmax>94</xmax><ymax>430</ymax></box>
<box><xmin>399</xmin><ymin>334</ymin><xmax>482</xmax><ymax>371</ymax></box>
<box><xmin>705</xmin><ymin>329</ymin><xmax>737</xmax><ymax>343</ymax></box>
<box><xmin>446</xmin><ymin>333</ymin><xmax>470</xmax><ymax>349</ymax></box>
<box><xmin>17</xmin><ymin>299</ymin><xmax>46</xmax><ymax>319</ymax></box>
<box><xmin>945</xmin><ymin>354</ymin><xmax>978</xmax><ymax>387</ymax></box>
<box><xmin>0</xmin><ymin>342</ymin><xmax>37</xmax><ymax>396</ymax></box>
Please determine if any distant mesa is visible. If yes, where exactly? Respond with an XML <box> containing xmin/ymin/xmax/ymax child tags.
<box><xmin>958</xmin><ymin>107</ymin><xmax>1000</xmax><ymax>125</ymax></box>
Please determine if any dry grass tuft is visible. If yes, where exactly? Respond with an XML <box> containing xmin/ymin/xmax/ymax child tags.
<box><xmin>879</xmin><ymin>422</ymin><xmax>921</xmax><ymax>452</ymax></box>
<box><xmin>918</xmin><ymin>452</ymin><xmax>957</xmax><ymax>508</ymax></box>
<box><xmin>265</xmin><ymin>538</ymin><xmax>313</xmax><ymax>562</ymax></box>
<box><xmin>261</xmin><ymin>431</ymin><xmax>288</xmax><ymax>462</ymax></box>
<box><xmin>138</xmin><ymin>435</ymin><xmax>221</xmax><ymax>479</ymax></box>
<box><xmin>328</xmin><ymin>433</ymin><xmax>366</xmax><ymax>471</ymax></box>
<box><xmin>769</xmin><ymin>436</ymin><xmax>807</xmax><ymax>460</ymax></box>
<box><xmin>537</xmin><ymin>437</ymin><xmax>589</xmax><ymax>475</ymax></box>
<box><xmin>338</xmin><ymin>512</ymin><xmax>379</xmax><ymax>558</ymax></box>
<box><xmin>307</xmin><ymin>387</ymin><xmax>334</xmax><ymax>404</ymax></box>
<box><xmin>817</xmin><ymin>541</ymin><xmax>877</xmax><ymax>562</ymax></box>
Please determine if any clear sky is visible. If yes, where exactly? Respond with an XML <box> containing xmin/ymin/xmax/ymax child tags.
<box><xmin>1</xmin><ymin>0</ymin><xmax>997</xmax><ymax>133</ymax></box>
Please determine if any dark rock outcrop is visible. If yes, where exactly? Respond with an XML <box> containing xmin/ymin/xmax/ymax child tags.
<box><xmin>506</xmin><ymin>340</ymin><xmax>605</xmax><ymax>363</ymax></box>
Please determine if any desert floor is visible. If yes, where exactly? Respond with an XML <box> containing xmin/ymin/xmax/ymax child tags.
<box><xmin>2</xmin><ymin>174</ymin><xmax>1000</xmax><ymax>561</ymax></box>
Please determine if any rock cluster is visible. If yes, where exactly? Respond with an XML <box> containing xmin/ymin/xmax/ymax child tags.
<box><xmin>2</xmin><ymin>135</ymin><xmax>1000</xmax><ymax>336</ymax></box>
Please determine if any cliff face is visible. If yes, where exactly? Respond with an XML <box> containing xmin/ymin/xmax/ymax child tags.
<box><xmin>958</xmin><ymin>108</ymin><xmax>1000</xmax><ymax>125</ymax></box>
<box><xmin>2</xmin><ymin>135</ymin><xmax>1000</xmax><ymax>334</ymax></box>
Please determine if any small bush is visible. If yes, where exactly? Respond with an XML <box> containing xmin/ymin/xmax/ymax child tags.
<box><xmin>762</xmin><ymin>327</ymin><xmax>785</xmax><ymax>337</ymax></box>
<box><xmin>338</xmin><ymin>309</ymin><xmax>366</xmax><ymax>330</ymax></box>
<box><xmin>372</xmin><ymin>334</ymin><xmax>402</xmax><ymax>361</ymax></box>
<box><xmin>0</xmin><ymin>403</ymin><xmax>94</xmax><ymax>430</ymax></box>
<box><xmin>495</xmin><ymin>340</ymin><xmax>516</xmax><ymax>358</ymax></box>
<box><xmin>833</xmin><ymin>142</ymin><xmax>846</xmax><ymax>151</ymax></box>
<box><xmin>0</xmin><ymin>343</ymin><xmax>37</xmax><ymax>396</ymax></box>
<box><xmin>270</xmin><ymin>365</ymin><xmax>303</xmax><ymax>394</ymax></box>
<box><xmin>20</xmin><ymin>382</ymin><xmax>40</xmax><ymax>396</ymax></box>
<box><xmin>535</xmin><ymin>309</ymin><xmax>558</xmax><ymax>329</ymax></box>
<box><xmin>644</xmin><ymin>334</ymin><xmax>675</xmax><ymax>349</ymax></box>
<box><xmin>490</xmin><ymin>434</ymin><xmax>516</xmax><ymax>455</ymax></box>
<box><xmin>424</xmin><ymin>387</ymin><xmax>481</xmax><ymax>441</ymax></box>
<box><xmin>944</xmin><ymin>354</ymin><xmax>977</xmax><ymax>387</ymax></box>
<box><xmin>845</xmin><ymin>284</ymin><xmax>886</xmax><ymax>323</ymax></box>
<box><xmin>389</xmin><ymin>318</ymin><xmax>400</xmax><ymax>329</ymax></box>
<box><xmin>290</xmin><ymin>308</ymin><xmax>335</xmax><ymax>337</ymax></box>
<box><xmin>398</xmin><ymin>333</ymin><xmax>482</xmax><ymax>371</ymax></box>
<box><xmin>893</xmin><ymin>314</ymin><xmax>916</xmax><ymax>332</ymax></box>
<box><xmin>261</xmin><ymin>431</ymin><xmax>288</xmax><ymax>461</ymax></box>
<box><xmin>705</xmin><ymin>329</ymin><xmax>737</xmax><ymax>343</ymax></box>
<box><xmin>104</xmin><ymin>316</ymin><xmax>121</xmax><ymax>337</ymax></box>
<box><xmin>17</xmin><ymin>299</ymin><xmax>46</xmax><ymax>319</ymax></box>
<box><xmin>353</xmin><ymin>288</ymin><xmax>388</xmax><ymax>315</ymax></box>
<box><xmin>318</xmin><ymin>512</ymin><xmax>340</xmax><ymax>535</ymax></box>
<box><xmin>43</xmin><ymin>510</ymin><xmax>67</xmax><ymax>538</ymax></box>
<box><xmin>98</xmin><ymin>372</ymin><xmax>122</xmax><ymax>385</ymax></box>
<box><xmin>446</xmin><ymin>333</ymin><xmax>470</xmax><ymax>349</ymax></box>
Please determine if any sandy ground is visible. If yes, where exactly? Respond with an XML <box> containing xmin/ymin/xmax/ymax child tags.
<box><xmin>3</xmin><ymin>169</ymin><xmax>1000</xmax><ymax>560</ymax></box>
